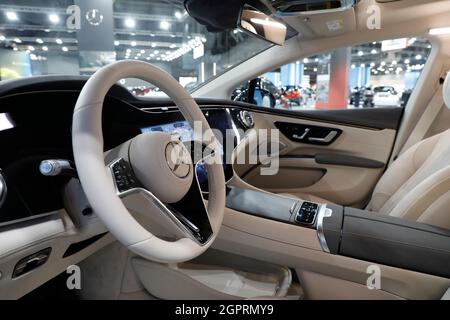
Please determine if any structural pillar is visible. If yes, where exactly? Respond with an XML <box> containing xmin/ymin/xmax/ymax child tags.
<box><xmin>315</xmin><ymin>47</ymin><xmax>351</xmax><ymax>109</ymax></box>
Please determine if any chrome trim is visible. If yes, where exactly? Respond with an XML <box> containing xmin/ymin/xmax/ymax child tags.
<box><xmin>0</xmin><ymin>170</ymin><xmax>7</xmax><ymax>207</ymax></box>
<box><xmin>289</xmin><ymin>200</ymin><xmax>299</xmax><ymax>214</ymax></box>
<box><xmin>108</xmin><ymin>157</ymin><xmax>213</xmax><ymax>246</ymax></box>
<box><xmin>316</xmin><ymin>204</ymin><xmax>333</xmax><ymax>253</ymax></box>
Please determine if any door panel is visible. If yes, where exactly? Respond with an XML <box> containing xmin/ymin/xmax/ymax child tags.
<box><xmin>233</xmin><ymin>110</ymin><xmax>398</xmax><ymax>207</ymax></box>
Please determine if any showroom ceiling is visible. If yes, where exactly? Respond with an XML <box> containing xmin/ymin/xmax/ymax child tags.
<box><xmin>0</xmin><ymin>0</ymin><xmax>433</xmax><ymax>79</ymax></box>
<box><xmin>0</xmin><ymin>0</ymin><xmax>207</xmax><ymax>62</ymax></box>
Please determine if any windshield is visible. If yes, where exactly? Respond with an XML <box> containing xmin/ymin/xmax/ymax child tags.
<box><xmin>0</xmin><ymin>0</ymin><xmax>272</xmax><ymax>96</ymax></box>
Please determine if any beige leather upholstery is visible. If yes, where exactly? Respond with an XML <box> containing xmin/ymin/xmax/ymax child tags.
<box><xmin>297</xmin><ymin>72</ymin><xmax>450</xmax><ymax>229</ymax></box>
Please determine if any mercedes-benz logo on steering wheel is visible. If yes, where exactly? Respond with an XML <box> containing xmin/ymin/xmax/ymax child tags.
<box><xmin>165</xmin><ymin>141</ymin><xmax>191</xmax><ymax>178</ymax></box>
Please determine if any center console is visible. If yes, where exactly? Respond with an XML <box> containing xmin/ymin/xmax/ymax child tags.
<box><xmin>226</xmin><ymin>187</ymin><xmax>450</xmax><ymax>279</ymax></box>
<box><xmin>225</xmin><ymin>187</ymin><xmax>337</xmax><ymax>229</ymax></box>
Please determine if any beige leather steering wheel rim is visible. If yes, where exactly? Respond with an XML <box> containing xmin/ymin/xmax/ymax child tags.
<box><xmin>72</xmin><ymin>60</ymin><xmax>226</xmax><ymax>263</ymax></box>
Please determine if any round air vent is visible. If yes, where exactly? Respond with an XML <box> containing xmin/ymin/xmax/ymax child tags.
<box><xmin>237</xmin><ymin>110</ymin><xmax>255</xmax><ymax>129</ymax></box>
<box><xmin>0</xmin><ymin>171</ymin><xmax>7</xmax><ymax>207</ymax></box>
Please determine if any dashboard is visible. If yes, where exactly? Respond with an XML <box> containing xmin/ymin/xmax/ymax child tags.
<box><xmin>0</xmin><ymin>77</ymin><xmax>253</xmax><ymax>227</ymax></box>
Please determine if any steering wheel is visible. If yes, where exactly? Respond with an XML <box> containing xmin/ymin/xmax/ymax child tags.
<box><xmin>72</xmin><ymin>60</ymin><xmax>226</xmax><ymax>263</ymax></box>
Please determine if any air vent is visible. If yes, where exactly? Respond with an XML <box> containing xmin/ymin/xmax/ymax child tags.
<box><xmin>0</xmin><ymin>170</ymin><xmax>6</xmax><ymax>207</ymax></box>
<box><xmin>237</xmin><ymin>110</ymin><xmax>255</xmax><ymax>129</ymax></box>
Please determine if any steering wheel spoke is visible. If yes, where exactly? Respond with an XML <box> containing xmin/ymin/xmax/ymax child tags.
<box><xmin>107</xmin><ymin>153</ymin><xmax>213</xmax><ymax>245</ymax></box>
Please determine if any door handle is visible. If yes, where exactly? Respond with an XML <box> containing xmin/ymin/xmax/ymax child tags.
<box><xmin>308</xmin><ymin>130</ymin><xmax>339</xmax><ymax>143</ymax></box>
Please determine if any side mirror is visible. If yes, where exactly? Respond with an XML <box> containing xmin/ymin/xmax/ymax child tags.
<box><xmin>238</xmin><ymin>4</ymin><xmax>287</xmax><ymax>46</ymax></box>
<box><xmin>254</xmin><ymin>88</ymin><xmax>276</xmax><ymax>108</ymax></box>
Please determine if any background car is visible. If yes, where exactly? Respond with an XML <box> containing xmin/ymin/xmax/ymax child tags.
<box><xmin>373</xmin><ymin>86</ymin><xmax>401</xmax><ymax>107</ymax></box>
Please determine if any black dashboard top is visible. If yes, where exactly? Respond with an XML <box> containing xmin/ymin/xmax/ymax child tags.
<box><xmin>0</xmin><ymin>76</ymin><xmax>250</xmax><ymax>226</ymax></box>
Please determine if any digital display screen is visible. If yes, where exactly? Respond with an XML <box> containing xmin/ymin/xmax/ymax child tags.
<box><xmin>141</xmin><ymin>120</ymin><xmax>194</xmax><ymax>142</ymax></box>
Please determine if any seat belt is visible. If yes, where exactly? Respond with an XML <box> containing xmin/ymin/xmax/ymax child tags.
<box><xmin>399</xmin><ymin>83</ymin><xmax>444</xmax><ymax>155</ymax></box>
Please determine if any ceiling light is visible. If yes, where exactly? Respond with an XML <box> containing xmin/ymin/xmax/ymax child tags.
<box><xmin>114</xmin><ymin>40</ymin><xmax>120</xmax><ymax>46</ymax></box>
<box><xmin>125</xmin><ymin>18</ymin><xmax>136</xmax><ymax>28</ymax></box>
<box><xmin>126</xmin><ymin>48</ymin><xmax>131</xmax><ymax>53</ymax></box>
<box><xmin>151</xmin><ymin>43</ymin><xmax>156</xmax><ymax>48</ymax></box>
<box><xmin>415</xmin><ymin>54</ymin><xmax>422</xmax><ymax>60</ymax></box>
<box><xmin>175</xmin><ymin>11</ymin><xmax>183</xmax><ymax>19</ymax></box>
<box><xmin>170</xmin><ymin>34</ymin><xmax>175</xmax><ymax>38</ymax></box>
<box><xmin>6</xmin><ymin>11</ymin><xmax>18</xmax><ymax>21</ymax></box>
<box><xmin>357</xmin><ymin>51</ymin><xmax>364</xmax><ymax>56</ymax></box>
<box><xmin>360</xmin><ymin>63</ymin><xmax>365</xmax><ymax>68</ymax></box>
<box><xmin>0</xmin><ymin>35</ymin><xmax>5</xmax><ymax>41</ymax></box>
<box><xmin>429</xmin><ymin>27</ymin><xmax>450</xmax><ymax>35</ymax></box>
<box><xmin>150</xmin><ymin>33</ymin><xmax>155</xmax><ymax>37</ymax></box>
<box><xmin>392</xmin><ymin>61</ymin><xmax>397</xmax><ymax>65</ymax></box>
<box><xmin>13</xmin><ymin>47</ymin><xmax>18</xmax><ymax>51</ymax></box>
<box><xmin>371</xmin><ymin>49</ymin><xmax>377</xmax><ymax>54</ymax></box>
<box><xmin>140</xmin><ymin>49</ymin><xmax>145</xmax><ymax>53</ymax></box>
<box><xmin>404</xmin><ymin>59</ymin><xmax>410</xmax><ymax>64</ymax></box>
<box><xmin>56</xmin><ymin>38</ymin><xmax>63</xmax><ymax>44</ymax></box>
<box><xmin>13</xmin><ymin>38</ymin><xmax>22</xmax><ymax>43</ymax></box>
<box><xmin>160</xmin><ymin>21</ymin><xmax>170</xmax><ymax>30</ymax></box>
<box><xmin>146</xmin><ymin>57</ymin><xmax>151</xmax><ymax>61</ymax></box>
<box><xmin>62</xmin><ymin>46</ymin><xmax>68</xmax><ymax>52</ymax></box>
<box><xmin>156</xmin><ymin>57</ymin><xmax>161</xmax><ymax>61</ymax></box>
<box><xmin>49</xmin><ymin>14</ymin><xmax>60</xmax><ymax>24</ymax></box>
<box><xmin>131</xmin><ymin>41</ymin><xmax>137</xmax><ymax>47</ymax></box>
<box><xmin>370</xmin><ymin>62</ymin><xmax>376</xmax><ymax>67</ymax></box>
<box><xmin>28</xmin><ymin>45</ymin><xmax>35</xmax><ymax>51</ymax></box>
<box><xmin>154</xmin><ymin>50</ymin><xmax>159</xmax><ymax>54</ymax></box>
<box><xmin>42</xmin><ymin>46</ymin><xmax>48</xmax><ymax>51</ymax></box>
<box><xmin>169</xmin><ymin>44</ymin><xmax>176</xmax><ymax>49</ymax></box>
<box><xmin>303</xmin><ymin>58</ymin><xmax>309</xmax><ymax>63</ymax></box>
<box><xmin>381</xmin><ymin>61</ymin><xmax>386</xmax><ymax>66</ymax></box>
<box><xmin>36</xmin><ymin>38</ymin><xmax>44</xmax><ymax>44</ymax></box>
<box><xmin>351</xmin><ymin>64</ymin><xmax>356</xmax><ymax>69</ymax></box>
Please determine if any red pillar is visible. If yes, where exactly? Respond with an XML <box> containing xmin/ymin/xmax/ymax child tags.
<box><xmin>316</xmin><ymin>47</ymin><xmax>350</xmax><ymax>110</ymax></box>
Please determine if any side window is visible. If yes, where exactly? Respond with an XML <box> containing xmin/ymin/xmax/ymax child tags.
<box><xmin>235</xmin><ymin>38</ymin><xmax>431</xmax><ymax>110</ymax></box>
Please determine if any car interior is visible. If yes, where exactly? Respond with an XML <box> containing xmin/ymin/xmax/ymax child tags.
<box><xmin>1</xmin><ymin>0</ymin><xmax>450</xmax><ymax>301</ymax></box>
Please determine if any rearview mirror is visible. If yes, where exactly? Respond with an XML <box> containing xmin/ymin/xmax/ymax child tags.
<box><xmin>238</xmin><ymin>4</ymin><xmax>287</xmax><ymax>46</ymax></box>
